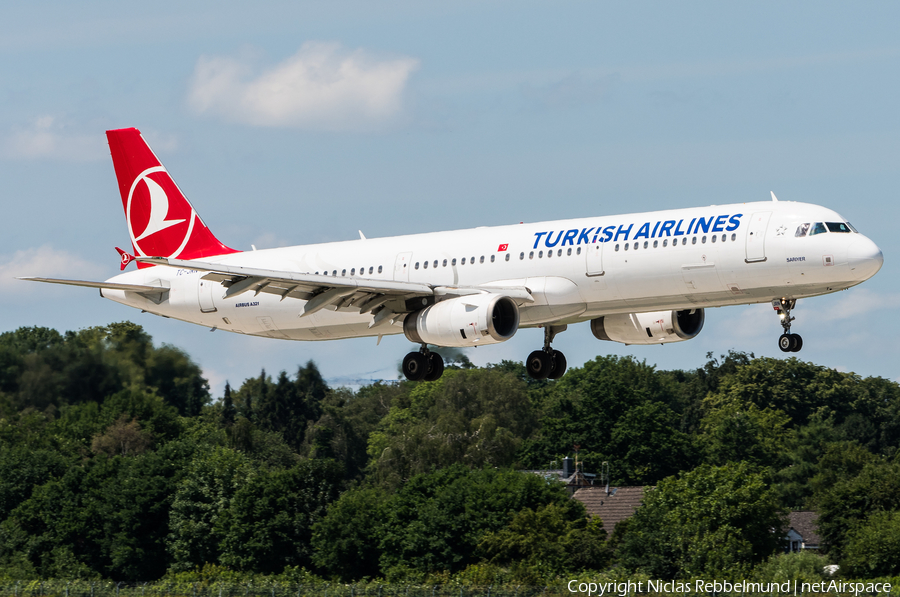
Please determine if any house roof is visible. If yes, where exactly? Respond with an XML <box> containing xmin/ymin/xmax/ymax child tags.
<box><xmin>573</xmin><ymin>486</ymin><xmax>647</xmax><ymax>533</ymax></box>
<box><xmin>788</xmin><ymin>511</ymin><xmax>821</xmax><ymax>546</ymax></box>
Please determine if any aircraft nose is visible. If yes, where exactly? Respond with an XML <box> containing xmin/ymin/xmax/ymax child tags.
<box><xmin>847</xmin><ymin>236</ymin><xmax>884</xmax><ymax>281</ymax></box>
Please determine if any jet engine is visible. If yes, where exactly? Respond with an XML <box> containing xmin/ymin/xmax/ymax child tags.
<box><xmin>404</xmin><ymin>293</ymin><xmax>520</xmax><ymax>348</ymax></box>
<box><xmin>591</xmin><ymin>308</ymin><xmax>704</xmax><ymax>345</ymax></box>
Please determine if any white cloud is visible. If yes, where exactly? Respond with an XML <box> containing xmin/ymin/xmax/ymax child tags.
<box><xmin>0</xmin><ymin>245</ymin><xmax>105</xmax><ymax>292</ymax></box>
<box><xmin>1</xmin><ymin>116</ymin><xmax>105</xmax><ymax>161</ymax></box>
<box><xmin>187</xmin><ymin>42</ymin><xmax>419</xmax><ymax>130</ymax></box>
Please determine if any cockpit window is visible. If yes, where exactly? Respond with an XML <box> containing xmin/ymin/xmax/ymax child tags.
<box><xmin>809</xmin><ymin>222</ymin><xmax>827</xmax><ymax>236</ymax></box>
<box><xmin>795</xmin><ymin>223</ymin><xmax>810</xmax><ymax>237</ymax></box>
<box><xmin>826</xmin><ymin>222</ymin><xmax>852</xmax><ymax>233</ymax></box>
<box><xmin>846</xmin><ymin>222</ymin><xmax>858</xmax><ymax>233</ymax></box>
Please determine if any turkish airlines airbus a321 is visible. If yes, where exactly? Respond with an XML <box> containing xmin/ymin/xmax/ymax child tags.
<box><xmin>21</xmin><ymin>128</ymin><xmax>884</xmax><ymax>381</ymax></box>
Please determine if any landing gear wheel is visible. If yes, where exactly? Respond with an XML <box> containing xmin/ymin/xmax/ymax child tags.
<box><xmin>402</xmin><ymin>352</ymin><xmax>428</xmax><ymax>381</ymax></box>
<box><xmin>778</xmin><ymin>334</ymin><xmax>793</xmax><ymax>353</ymax></box>
<box><xmin>526</xmin><ymin>350</ymin><xmax>553</xmax><ymax>380</ymax></box>
<box><xmin>790</xmin><ymin>334</ymin><xmax>803</xmax><ymax>353</ymax></box>
<box><xmin>548</xmin><ymin>350</ymin><xmax>567</xmax><ymax>380</ymax></box>
<box><xmin>423</xmin><ymin>352</ymin><xmax>445</xmax><ymax>382</ymax></box>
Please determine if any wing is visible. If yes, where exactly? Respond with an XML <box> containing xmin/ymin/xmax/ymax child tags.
<box><xmin>138</xmin><ymin>257</ymin><xmax>534</xmax><ymax>325</ymax></box>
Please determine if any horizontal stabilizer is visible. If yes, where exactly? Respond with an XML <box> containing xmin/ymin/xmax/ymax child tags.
<box><xmin>17</xmin><ymin>277</ymin><xmax>164</xmax><ymax>293</ymax></box>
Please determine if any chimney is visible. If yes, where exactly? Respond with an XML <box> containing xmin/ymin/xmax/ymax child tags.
<box><xmin>562</xmin><ymin>457</ymin><xmax>574</xmax><ymax>478</ymax></box>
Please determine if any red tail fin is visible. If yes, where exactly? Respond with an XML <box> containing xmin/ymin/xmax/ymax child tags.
<box><xmin>106</xmin><ymin>128</ymin><xmax>238</xmax><ymax>268</ymax></box>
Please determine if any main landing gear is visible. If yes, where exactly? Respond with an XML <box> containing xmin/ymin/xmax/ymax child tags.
<box><xmin>402</xmin><ymin>346</ymin><xmax>445</xmax><ymax>382</ymax></box>
<box><xmin>526</xmin><ymin>325</ymin><xmax>568</xmax><ymax>380</ymax></box>
<box><xmin>773</xmin><ymin>298</ymin><xmax>803</xmax><ymax>353</ymax></box>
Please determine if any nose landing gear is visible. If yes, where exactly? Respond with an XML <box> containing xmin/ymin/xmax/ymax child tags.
<box><xmin>526</xmin><ymin>325</ymin><xmax>568</xmax><ymax>380</ymax></box>
<box><xmin>773</xmin><ymin>298</ymin><xmax>803</xmax><ymax>353</ymax></box>
<box><xmin>402</xmin><ymin>346</ymin><xmax>445</xmax><ymax>381</ymax></box>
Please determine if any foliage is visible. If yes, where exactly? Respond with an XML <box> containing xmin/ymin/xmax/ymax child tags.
<box><xmin>842</xmin><ymin>510</ymin><xmax>900</xmax><ymax>577</ymax></box>
<box><xmin>617</xmin><ymin>462</ymin><xmax>785</xmax><ymax>578</ymax></box>
<box><xmin>1</xmin><ymin>323</ymin><xmax>899</xmax><ymax>581</ymax></box>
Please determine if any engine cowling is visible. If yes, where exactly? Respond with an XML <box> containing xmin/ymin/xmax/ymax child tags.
<box><xmin>591</xmin><ymin>309</ymin><xmax>704</xmax><ymax>345</ymax></box>
<box><xmin>404</xmin><ymin>293</ymin><xmax>520</xmax><ymax>348</ymax></box>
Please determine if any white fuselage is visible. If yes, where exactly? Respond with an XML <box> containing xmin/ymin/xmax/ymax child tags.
<box><xmin>101</xmin><ymin>200</ymin><xmax>883</xmax><ymax>342</ymax></box>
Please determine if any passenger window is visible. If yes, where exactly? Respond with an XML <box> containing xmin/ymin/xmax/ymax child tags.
<box><xmin>470</xmin><ymin>256</ymin><xmax>475</xmax><ymax>263</ymax></box>
<box><xmin>653</xmin><ymin>240</ymin><xmax>658</xmax><ymax>248</ymax></box>
<box><xmin>711</xmin><ymin>235</ymin><xmax>716</xmax><ymax>243</ymax></box>
<box><xmin>351</xmin><ymin>268</ymin><xmax>356</xmax><ymax>275</ymax></box>
<box><xmin>490</xmin><ymin>255</ymin><xmax>495</xmax><ymax>263</ymax></box>
<box><xmin>332</xmin><ymin>270</ymin><xmax>337</xmax><ymax>276</ymax></box>
<box><xmin>557</xmin><ymin>249</ymin><xmax>562</xmax><ymax>256</ymax></box>
<box><xmin>721</xmin><ymin>234</ymin><xmax>726</xmax><ymax>242</ymax></box>
<box><xmin>443</xmin><ymin>259</ymin><xmax>448</xmax><ymax>267</ymax></box>
<box><xmin>369</xmin><ymin>267</ymin><xmax>373</xmax><ymax>274</ymax></box>
<box><xmin>452</xmin><ymin>258</ymin><xmax>457</xmax><ymax>266</ymax></box>
<box><xmin>538</xmin><ymin>251</ymin><xmax>543</xmax><ymax>258</ymax></box>
<box><xmin>615</xmin><ymin>244</ymin><xmax>620</xmax><ymax>251</ymax></box>
<box><xmin>826</xmin><ymin>222</ymin><xmax>851</xmax><ymax>233</ymax></box>
<box><xmin>624</xmin><ymin>243</ymin><xmax>629</xmax><ymax>251</ymax></box>
<box><xmin>341</xmin><ymin>269</ymin><xmax>346</xmax><ymax>276</ymax></box>
<box><xmin>795</xmin><ymin>223</ymin><xmax>810</xmax><ymax>237</ymax></box>
<box><xmin>810</xmin><ymin>222</ymin><xmax>827</xmax><ymax>236</ymax></box>
<box><xmin>577</xmin><ymin>247</ymin><xmax>581</xmax><ymax>255</ymax></box>
<box><xmin>480</xmin><ymin>256</ymin><xmax>485</xmax><ymax>263</ymax></box>
<box><xmin>433</xmin><ymin>260</ymin><xmax>438</xmax><ymax>268</ymax></box>
<box><xmin>378</xmin><ymin>265</ymin><xmax>382</xmax><ymax>273</ymax></box>
<box><xmin>730</xmin><ymin>234</ymin><xmax>736</xmax><ymax>241</ymax></box>
<box><xmin>529</xmin><ymin>251</ymin><xmax>534</xmax><ymax>259</ymax></box>
<box><xmin>692</xmin><ymin>237</ymin><xmax>697</xmax><ymax>245</ymax></box>
<box><xmin>643</xmin><ymin>241</ymin><xmax>648</xmax><ymax>249</ymax></box>
<box><xmin>701</xmin><ymin>236</ymin><xmax>706</xmax><ymax>244</ymax></box>
<box><xmin>505</xmin><ymin>253</ymin><xmax>510</xmax><ymax>261</ymax></box>
<box><xmin>663</xmin><ymin>239</ymin><xmax>668</xmax><ymax>247</ymax></box>
<box><xmin>519</xmin><ymin>252</ymin><xmax>525</xmax><ymax>260</ymax></box>
<box><xmin>461</xmin><ymin>257</ymin><xmax>466</xmax><ymax>265</ymax></box>
<box><xmin>423</xmin><ymin>261</ymin><xmax>428</xmax><ymax>269</ymax></box>
<box><xmin>547</xmin><ymin>250</ymin><xmax>552</xmax><ymax>258</ymax></box>
<box><xmin>567</xmin><ymin>248</ymin><xmax>572</xmax><ymax>256</ymax></box>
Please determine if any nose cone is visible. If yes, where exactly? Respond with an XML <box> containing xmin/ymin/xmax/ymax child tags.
<box><xmin>847</xmin><ymin>236</ymin><xmax>884</xmax><ymax>281</ymax></box>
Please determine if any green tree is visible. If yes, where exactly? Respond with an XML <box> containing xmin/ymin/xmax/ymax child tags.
<box><xmin>367</xmin><ymin>369</ymin><xmax>535</xmax><ymax>487</ymax></box>
<box><xmin>815</xmin><ymin>460</ymin><xmax>900</xmax><ymax>559</ymax></box>
<box><xmin>608</xmin><ymin>401</ymin><xmax>695</xmax><ymax>484</ymax></box>
<box><xmin>311</xmin><ymin>487</ymin><xmax>393</xmax><ymax>580</ymax></box>
<box><xmin>477</xmin><ymin>502</ymin><xmax>609</xmax><ymax>575</ymax></box>
<box><xmin>842</xmin><ymin>510</ymin><xmax>900</xmax><ymax>577</ymax></box>
<box><xmin>167</xmin><ymin>447</ymin><xmax>255</xmax><ymax>572</ymax></box>
<box><xmin>217</xmin><ymin>459</ymin><xmax>343</xmax><ymax>573</ymax></box>
<box><xmin>618</xmin><ymin>462</ymin><xmax>785</xmax><ymax>578</ymax></box>
<box><xmin>378</xmin><ymin>465</ymin><xmax>580</xmax><ymax>575</ymax></box>
<box><xmin>699</xmin><ymin>399</ymin><xmax>792</xmax><ymax>467</ymax></box>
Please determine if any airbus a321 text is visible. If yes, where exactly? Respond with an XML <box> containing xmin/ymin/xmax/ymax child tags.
<box><xmin>21</xmin><ymin>128</ymin><xmax>884</xmax><ymax>381</ymax></box>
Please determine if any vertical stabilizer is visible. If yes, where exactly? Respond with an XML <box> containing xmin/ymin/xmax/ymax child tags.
<box><xmin>106</xmin><ymin>128</ymin><xmax>238</xmax><ymax>268</ymax></box>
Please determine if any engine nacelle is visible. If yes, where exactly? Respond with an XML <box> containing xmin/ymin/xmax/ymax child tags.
<box><xmin>591</xmin><ymin>309</ymin><xmax>704</xmax><ymax>345</ymax></box>
<box><xmin>404</xmin><ymin>293</ymin><xmax>520</xmax><ymax>348</ymax></box>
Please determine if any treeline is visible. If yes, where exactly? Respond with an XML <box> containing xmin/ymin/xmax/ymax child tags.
<box><xmin>1</xmin><ymin>323</ymin><xmax>899</xmax><ymax>583</ymax></box>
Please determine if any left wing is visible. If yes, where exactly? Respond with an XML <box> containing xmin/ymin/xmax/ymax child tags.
<box><xmin>139</xmin><ymin>257</ymin><xmax>534</xmax><ymax>324</ymax></box>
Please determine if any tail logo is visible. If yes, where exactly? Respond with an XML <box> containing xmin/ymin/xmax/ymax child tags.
<box><xmin>126</xmin><ymin>166</ymin><xmax>196</xmax><ymax>257</ymax></box>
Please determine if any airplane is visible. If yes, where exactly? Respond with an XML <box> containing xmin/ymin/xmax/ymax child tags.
<box><xmin>21</xmin><ymin>128</ymin><xmax>884</xmax><ymax>382</ymax></box>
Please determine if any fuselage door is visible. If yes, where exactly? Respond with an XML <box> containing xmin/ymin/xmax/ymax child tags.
<box><xmin>198</xmin><ymin>279</ymin><xmax>218</xmax><ymax>313</ymax></box>
<box><xmin>745</xmin><ymin>211</ymin><xmax>771</xmax><ymax>263</ymax></box>
<box><xmin>585</xmin><ymin>243</ymin><xmax>605</xmax><ymax>277</ymax></box>
<box><xmin>394</xmin><ymin>252</ymin><xmax>412</xmax><ymax>281</ymax></box>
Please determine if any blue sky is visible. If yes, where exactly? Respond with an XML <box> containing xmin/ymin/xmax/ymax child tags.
<box><xmin>2</xmin><ymin>1</ymin><xmax>899</xmax><ymax>394</ymax></box>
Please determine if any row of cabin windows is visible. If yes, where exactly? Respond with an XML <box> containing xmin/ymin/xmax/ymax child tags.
<box><xmin>315</xmin><ymin>265</ymin><xmax>384</xmax><ymax>277</ymax></box>
<box><xmin>614</xmin><ymin>233</ymin><xmax>738</xmax><ymax>252</ymax></box>
<box><xmin>524</xmin><ymin>246</ymin><xmax>583</xmax><ymax>260</ymax></box>
<box><xmin>414</xmin><ymin>246</ymin><xmax>589</xmax><ymax>269</ymax></box>
<box><xmin>417</xmin><ymin>254</ymin><xmax>494</xmax><ymax>269</ymax></box>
